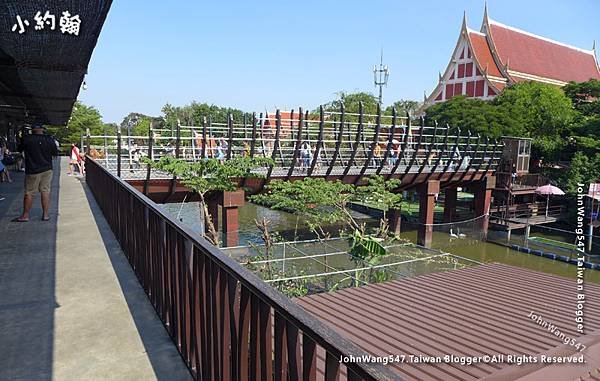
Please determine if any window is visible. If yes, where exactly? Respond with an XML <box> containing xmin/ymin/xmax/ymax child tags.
<box><xmin>517</xmin><ymin>140</ymin><xmax>531</xmax><ymax>172</ymax></box>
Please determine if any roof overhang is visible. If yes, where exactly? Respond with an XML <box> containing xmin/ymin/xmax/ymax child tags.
<box><xmin>0</xmin><ymin>1</ymin><xmax>112</xmax><ymax>126</ymax></box>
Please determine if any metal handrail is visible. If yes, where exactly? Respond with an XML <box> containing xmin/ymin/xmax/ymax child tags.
<box><xmin>86</xmin><ymin>157</ymin><xmax>401</xmax><ymax>380</ymax></box>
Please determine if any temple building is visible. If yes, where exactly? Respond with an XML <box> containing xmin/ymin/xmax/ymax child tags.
<box><xmin>423</xmin><ymin>5</ymin><xmax>600</xmax><ymax>107</ymax></box>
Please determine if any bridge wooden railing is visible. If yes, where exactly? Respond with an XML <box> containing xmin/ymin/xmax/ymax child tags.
<box><xmin>86</xmin><ymin>157</ymin><xmax>401</xmax><ymax>381</ymax></box>
<box><xmin>85</xmin><ymin>103</ymin><xmax>503</xmax><ymax>185</ymax></box>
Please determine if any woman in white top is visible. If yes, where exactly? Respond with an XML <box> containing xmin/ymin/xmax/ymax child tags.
<box><xmin>69</xmin><ymin>143</ymin><xmax>83</xmax><ymax>176</ymax></box>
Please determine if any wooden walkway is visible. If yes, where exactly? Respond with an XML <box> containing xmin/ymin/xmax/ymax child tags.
<box><xmin>0</xmin><ymin>158</ymin><xmax>191</xmax><ymax>380</ymax></box>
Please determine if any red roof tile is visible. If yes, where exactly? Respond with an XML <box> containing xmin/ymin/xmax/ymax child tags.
<box><xmin>488</xmin><ymin>20</ymin><xmax>600</xmax><ymax>83</ymax></box>
<box><xmin>468</xmin><ymin>31</ymin><xmax>503</xmax><ymax>78</ymax></box>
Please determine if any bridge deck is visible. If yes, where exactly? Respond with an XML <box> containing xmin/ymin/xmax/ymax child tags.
<box><xmin>0</xmin><ymin>158</ymin><xmax>191</xmax><ymax>380</ymax></box>
<box><xmin>86</xmin><ymin>108</ymin><xmax>503</xmax><ymax>193</ymax></box>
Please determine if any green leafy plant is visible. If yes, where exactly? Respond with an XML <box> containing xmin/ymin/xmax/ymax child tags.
<box><xmin>143</xmin><ymin>155</ymin><xmax>273</xmax><ymax>245</ymax></box>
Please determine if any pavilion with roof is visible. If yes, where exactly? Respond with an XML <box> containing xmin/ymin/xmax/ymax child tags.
<box><xmin>423</xmin><ymin>4</ymin><xmax>600</xmax><ymax>107</ymax></box>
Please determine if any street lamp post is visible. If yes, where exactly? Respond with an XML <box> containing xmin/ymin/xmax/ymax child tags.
<box><xmin>373</xmin><ymin>50</ymin><xmax>390</xmax><ymax>106</ymax></box>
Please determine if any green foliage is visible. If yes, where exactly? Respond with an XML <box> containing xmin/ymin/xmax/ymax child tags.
<box><xmin>384</xmin><ymin>99</ymin><xmax>422</xmax><ymax>116</ymax></box>
<box><xmin>162</xmin><ymin>101</ymin><xmax>251</xmax><ymax>128</ymax></box>
<box><xmin>143</xmin><ymin>155</ymin><xmax>273</xmax><ymax>196</ymax></box>
<box><xmin>424</xmin><ymin>96</ymin><xmax>518</xmax><ymax>138</ymax></box>
<box><xmin>425</xmin><ymin>82</ymin><xmax>577</xmax><ymax>161</ymax></box>
<box><xmin>354</xmin><ymin>176</ymin><xmax>403</xmax><ymax>214</ymax></box>
<box><xmin>493</xmin><ymin>81</ymin><xmax>575</xmax><ymax>139</ymax></box>
<box><xmin>322</xmin><ymin>91</ymin><xmax>379</xmax><ymax>115</ymax></box>
<box><xmin>144</xmin><ymin>155</ymin><xmax>272</xmax><ymax>246</ymax></box>
<box><xmin>562</xmin><ymin>152</ymin><xmax>600</xmax><ymax>195</ymax></box>
<box><xmin>564</xmin><ymin>79</ymin><xmax>600</xmax><ymax>115</ymax></box>
<box><xmin>120</xmin><ymin>112</ymin><xmax>164</xmax><ymax>137</ymax></box>
<box><xmin>348</xmin><ymin>229</ymin><xmax>386</xmax><ymax>262</ymax></box>
<box><xmin>251</xmin><ymin>177</ymin><xmax>357</xmax><ymax>235</ymax></box>
<box><xmin>46</xmin><ymin>101</ymin><xmax>106</xmax><ymax>151</ymax></box>
<box><xmin>251</xmin><ymin>175</ymin><xmax>403</xmax><ymax>265</ymax></box>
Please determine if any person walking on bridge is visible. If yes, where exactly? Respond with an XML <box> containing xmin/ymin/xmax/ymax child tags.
<box><xmin>14</xmin><ymin>124</ymin><xmax>58</xmax><ymax>222</ymax></box>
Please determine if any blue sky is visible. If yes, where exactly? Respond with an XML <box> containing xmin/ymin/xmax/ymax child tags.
<box><xmin>79</xmin><ymin>0</ymin><xmax>600</xmax><ymax>123</ymax></box>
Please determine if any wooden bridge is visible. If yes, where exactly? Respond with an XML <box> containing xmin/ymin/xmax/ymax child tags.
<box><xmin>85</xmin><ymin>104</ymin><xmax>501</xmax><ymax>247</ymax></box>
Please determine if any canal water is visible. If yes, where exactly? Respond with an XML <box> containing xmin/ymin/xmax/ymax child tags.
<box><xmin>162</xmin><ymin>201</ymin><xmax>600</xmax><ymax>284</ymax></box>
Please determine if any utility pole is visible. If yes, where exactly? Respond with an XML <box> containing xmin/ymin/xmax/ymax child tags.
<box><xmin>373</xmin><ymin>49</ymin><xmax>389</xmax><ymax>106</ymax></box>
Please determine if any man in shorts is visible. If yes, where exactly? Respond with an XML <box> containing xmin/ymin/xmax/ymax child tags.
<box><xmin>14</xmin><ymin>124</ymin><xmax>58</xmax><ymax>222</ymax></box>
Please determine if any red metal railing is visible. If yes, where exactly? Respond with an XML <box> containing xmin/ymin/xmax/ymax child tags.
<box><xmin>86</xmin><ymin>158</ymin><xmax>400</xmax><ymax>380</ymax></box>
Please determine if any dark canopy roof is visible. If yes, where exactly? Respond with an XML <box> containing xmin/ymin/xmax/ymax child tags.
<box><xmin>0</xmin><ymin>1</ymin><xmax>112</xmax><ymax>125</ymax></box>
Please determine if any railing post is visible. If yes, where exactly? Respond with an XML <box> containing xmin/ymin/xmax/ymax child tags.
<box><xmin>227</xmin><ymin>113</ymin><xmax>234</xmax><ymax>160</ymax></box>
<box><xmin>144</xmin><ymin>122</ymin><xmax>154</xmax><ymax>195</ymax></box>
<box><xmin>175</xmin><ymin>119</ymin><xmax>181</xmax><ymax>159</ymax></box>
<box><xmin>202</xmin><ymin>116</ymin><xmax>208</xmax><ymax>159</ymax></box>
<box><xmin>86</xmin><ymin>127</ymin><xmax>91</xmax><ymax>155</ymax></box>
<box><xmin>103</xmin><ymin>126</ymin><xmax>108</xmax><ymax>167</ymax></box>
<box><xmin>117</xmin><ymin>124</ymin><xmax>122</xmax><ymax>177</ymax></box>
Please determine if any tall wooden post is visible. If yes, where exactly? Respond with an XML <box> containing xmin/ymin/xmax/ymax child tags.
<box><xmin>443</xmin><ymin>187</ymin><xmax>458</xmax><ymax>223</ymax></box>
<box><xmin>388</xmin><ymin>207</ymin><xmax>402</xmax><ymax>235</ymax></box>
<box><xmin>473</xmin><ymin>176</ymin><xmax>496</xmax><ymax>240</ymax></box>
<box><xmin>417</xmin><ymin>180</ymin><xmax>440</xmax><ymax>248</ymax></box>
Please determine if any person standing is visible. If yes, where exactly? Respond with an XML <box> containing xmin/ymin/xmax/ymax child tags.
<box><xmin>69</xmin><ymin>143</ymin><xmax>83</xmax><ymax>176</ymax></box>
<box><xmin>15</xmin><ymin>124</ymin><xmax>58</xmax><ymax>222</ymax></box>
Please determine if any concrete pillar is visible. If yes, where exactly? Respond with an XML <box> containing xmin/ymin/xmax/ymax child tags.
<box><xmin>388</xmin><ymin>208</ymin><xmax>402</xmax><ymax>235</ymax></box>
<box><xmin>417</xmin><ymin>180</ymin><xmax>440</xmax><ymax>248</ymax></box>
<box><xmin>473</xmin><ymin>176</ymin><xmax>496</xmax><ymax>240</ymax></box>
<box><xmin>443</xmin><ymin>187</ymin><xmax>458</xmax><ymax>223</ymax></box>
<box><xmin>220</xmin><ymin>189</ymin><xmax>245</xmax><ymax>247</ymax></box>
<box><xmin>222</xmin><ymin>207</ymin><xmax>239</xmax><ymax>247</ymax></box>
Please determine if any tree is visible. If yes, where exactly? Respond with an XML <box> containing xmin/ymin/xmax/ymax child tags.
<box><xmin>563</xmin><ymin>80</ymin><xmax>600</xmax><ymax>157</ymax></box>
<box><xmin>384</xmin><ymin>99</ymin><xmax>422</xmax><ymax>116</ymax></box>
<box><xmin>251</xmin><ymin>176</ymin><xmax>405</xmax><ymax>289</ymax></box>
<box><xmin>425</xmin><ymin>82</ymin><xmax>577</xmax><ymax>162</ymax></box>
<box><xmin>563</xmin><ymin>79</ymin><xmax>600</xmax><ymax>114</ymax></box>
<box><xmin>161</xmin><ymin>101</ymin><xmax>251</xmax><ymax>127</ymax></box>
<box><xmin>251</xmin><ymin>177</ymin><xmax>358</xmax><ymax>239</ymax></box>
<box><xmin>563</xmin><ymin>152</ymin><xmax>600</xmax><ymax>195</ymax></box>
<box><xmin>120</xmin><ymin>113</ymin><xmax>164</xmax><ymax>138</ymax></box>
<box><xmin>494</xmin><ymin>81</ymin><xmax>574</xmax><ymax>137</ymax></box>
<box><xmin>321</xmin><ymin>91</ymin><xmax>379</xmax><ymax>124</ymax></box>
<box><xmin>424</xmin><ymin>95</ymin><xmax>517</xmax><ymax>138</ymax></box>
<box><xmin>46</xmin><ymin>101</ymin><xmax>106</xmax><ymax>150</ymax></box>
<box><xmin>144</xmin><ymin>155</ymin><xmax>273</xmax><ymax>245</ymax></box>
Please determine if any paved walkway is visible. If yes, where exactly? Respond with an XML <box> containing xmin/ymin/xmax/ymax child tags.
<box><xmin>0</xmin><ymin>158</ymin><xmax>192</xmax><ymax>381</ymax></box>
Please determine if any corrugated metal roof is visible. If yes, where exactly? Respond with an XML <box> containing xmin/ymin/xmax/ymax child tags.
<box><xmin>296</xmin><ymin>263</ymin><xmax>600</xmax><ymax>381</ymax></box>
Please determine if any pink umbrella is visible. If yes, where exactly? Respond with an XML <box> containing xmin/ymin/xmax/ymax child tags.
<box><xmin>535</xmin><ymin>184</ymin><xmax>565</xmax><ymax>217</ymax></box>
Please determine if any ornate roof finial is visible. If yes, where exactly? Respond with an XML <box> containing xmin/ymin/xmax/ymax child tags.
<box><xmin>483</xmin><ymin>1</ymin><xmax>489</xmax><ymax>20</ymax></box>
<box><xmin>423</xmin><ymin>90</ymin><xmax>427</xmax><ymax>102</ymax></box>
<box><xmin>462</xmin><ymin>10</ymin><xmax>468</xmax><ymax>30</ymax></box>
<box><xmin>505</xmin><ymin>58</ymin><xmax>510</xmax><ymax>71</ymax></box>
<box><xmin>481</xmin><ymin>1</ymin><xmax>489</xmax><ymax>33</ymax></box>
<box><xmin>439</xmin><ymin>71</ymin><xmax>443</xmax><ymax>81</ymax></box>
<box><xmin>593</xmin><ymin>40</ymin><xmax>596</xmax><ymax>52</ymax></box>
